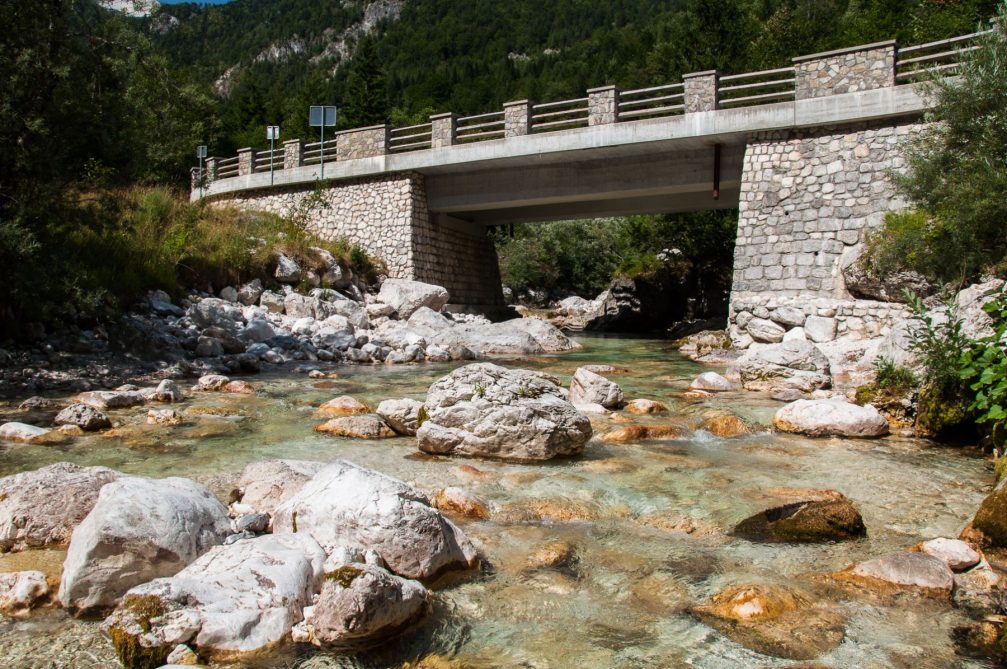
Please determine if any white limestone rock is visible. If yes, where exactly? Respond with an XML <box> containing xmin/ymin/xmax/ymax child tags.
<box><xmin>689</xmin><ymin>372</ymin><xmax>734</xmax><ymax>392</ymax></box>
<box><xmin>568</xmin><ymin>367</ymin><xmax>624</xmax><ymax>409</ymax></box>
<box><xmin>233</xmin><ymin>459</ymin><xmax>326</xmax><ymax>516</ymax></box>
<box><xmin>271</xmin><ymin>461</ymin><xmax>477</xmax><ymax>580</ymax></box>
<box><xmin>746</xmin><ymin>318</ymin><xmax>786</xmax><ymax>343</ymax></box>
<box><xmin>376</xmin><ymin>398</ymin><xmax>424</xmax><ymax>436</ymax></box>
<box><xmin>76</xmin><ymin>390</ymin><xmax>146</xmax><ymax>410</ymax></box>
<box><xmin>377</xmin><ymin>279</ymin><xmax>450</xmax><ymax>319</ymax></box>
<box><xmin>782</xmin><ymin>326</ymin><xmax>807</xmax><ymax>342</ymax></box>
<box><xmin>804</xmin><ymin>316</ymin><xmax>837</xmax><ymax>343</ymax></box>
<box><xmin>59</xmin><ymin>476</ymin><xmax>230</xmax><ymax>612</ymax></box>
<box><xmin>236</xmin><ymin>279</ymin><xmax>263</xmax><ymax>306</ymax></box>
<box><xmin>274</xmin><ymin>254</ymin><xmax>302</xmax><ymax>283</ymax></box>
<box><xmin>850</xmin><ymin>551</ymin><xmax>954</xmax><ymax>595</ymax></box>
<box><xmin>154</xmin><ymin>380</ymin><xmax>185</xmax><ymax>403</ymax></box>
<box><xmin>770</xmin><ymin>306</ymin><xmax>806</xmax><ymax>328</ymax></box>
<box><xmin>102</xmin><ymin>533</ymin><xmax>325</xmax><ymax>661</ymax></box>
<box><xmin>920</xmin><ymin>538</ymin><xmax>981</xmax><ymax>572</ymax></box>
<box><xmin>736</xmin><ymin>340</ymin><xmax>832</xmax><ymax>392</ymax></box>
<box><xmin>773</xmin><ymin>399</ymin><xmax>889</xmax><ymax>438</ymax></box>
<box><xmin>0</xmin><ymin>462</ymin><xmax>121</xmax><ymax>552</ymax></box>
<box><xmin>0</xmin><ymin>422</ymin><xmax>54</xmax><ymax>443</ymax></box>
<box><xmin>186</xmin><ymin>298</ymin><xmax>245</xmax><ymax>331</ymax></box>
<box><xmin>416</xmin><ymin>363</ymin><xmax>592</xmax><ymax>462</ymax></box>
<box><xmin>0</xmin><ymin>571</ymin><xmax>50</xmax><ymax>615</ymax></box>
<box><xmin>54</xmin><ymin>403</ymin><xmax>111</xmax><ymax>431</ymax></box>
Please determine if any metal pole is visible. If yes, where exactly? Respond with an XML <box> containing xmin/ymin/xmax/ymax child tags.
<box><xmin>320</xmin><ymin>125</ymin><xmax>325</xmax><ymax>180</ymax></box>
<box><xmin>199</xmin><ymin>156</ymin><xmax>204</xmax><ymax>198</ymax></box>
<box><xmin>270</xmin><ymin>135</ymin><xmax>275</xmax><ymax>186</ymax></box>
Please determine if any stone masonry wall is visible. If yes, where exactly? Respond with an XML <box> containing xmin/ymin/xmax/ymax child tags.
<box><xmin>205</xmin><ymin>172</ymin><xmax>503</xmax><ymax>307</ymax></box>
<box><xmin>794</xmin><ymin>44</ymin><xmax>896</xmax><ymax>99</ymax></box>
<box><xmin>730</xmin><ymin>119</ymin><xmax>923</xmax><ymax>344</ymax></box>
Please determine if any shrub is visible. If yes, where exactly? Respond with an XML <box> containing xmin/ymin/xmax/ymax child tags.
<box><xmin>873</xmin><ymin>356</ymin><xmax>917</xmax><ymax>392</ymax></box>
<box><xmin>959</xmin><ymin>283</ymin><xmax>1007</xmax><ymax>434</ymax></box>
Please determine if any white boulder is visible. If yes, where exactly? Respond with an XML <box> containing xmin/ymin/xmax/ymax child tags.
<box><xmin>773</xmin><ymin>399</ymin><xmax>890</xmax><ymax>438</ymax></box>
<box><xmin>568</xmin><ymin>367</ymin><xmax>624</xmax><ymax>409</ymax></box>
<box><xmin>377</xmin><ymin>280</ymin><xmax>450</xmax><ymax>319</ymax></box>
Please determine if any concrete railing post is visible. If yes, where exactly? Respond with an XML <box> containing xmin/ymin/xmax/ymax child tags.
<box><xmin>336</xmin><ymin>124</ymin><xmax>390</xmax><ymax>161</ymax></box>
<box><xmin>683</xmin><ymin>70</ymin><xmax>719</xmax><ymax>113</ymax></box>
<box><xmin>504</xmin><ymin>100</ymin><xmax>532</xmax><ymax>137</ymax></box>
<box><xmin>204</xmin><ymin>157</ymin><xmax>218</xmax><ymax>182</ymax></box>
<box><xmin>237</xmin><ymin>148</ymin><xmax>257</xmax><ymax>176</ymax></box>
<box><xmin>430</xmin><ymin>112</ymin><xmax>457</xmax><ymax>148</ymax></box>
<box><xmin>587</xmin><ymin>85</ymin><xmax>620</xmax><ymax>125</ymax></box>
<box><xmin>793</xmin><ymin>40</ymin><xmax>897</xmax><ymax>99</ymax></box>
<box><xmin>283</xmin><ymin>139</ymin><xmax>304</xmax><ymax>169</ymax></box>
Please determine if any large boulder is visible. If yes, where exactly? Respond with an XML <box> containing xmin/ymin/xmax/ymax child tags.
<box><xmin>271</xmin><ymin>461</ymin><xmax>477</xmax><ymax>580</ymax></box>
<box><xmin>376</xmin><ymin>398</ymin><xmax>424</xmax><ymax>436</ymax></box>
<box><xmin>315</xmin><ymin>415</ymin><xmax>396</xmax><ymax>439</ymax></box>
<box><xmin>841</xmin><ymin>244</ymin><xmax>934</xmax><ymax>303</ymax></box>
<box><xmin>0</xmin><ymin>462</ymin><xmax>121</xmax><ymax>552</ymax></box>
<box><xmin>965</xmin><ymin>478</ymin><xmax>1007</xmax><ymax>548</ymax></box>
<box><xmin>773</xmin><ymin>399</ymin><xmax>889</xmax><ymax>438</ymax></box>
<box><xmin>55</xmin><ymin>403</ymin><xmax>111</xmax><ymax>431</ymax></box>
<box><xmin>733</xmin><ymin>495</ymin><xmax>866</xmax><ymax>543</ymax></box>
<box><xmin>736</xmin><ymin>340</ymin><xmax>832</xmax><ymax>392</ymax></box>
<box><xmin>377</xmin><ymin>280</ymin><xmax>450</xmax><ymax>319</ymax></box>
<box><xmin>416</xmin><ymin>363</ymin><xmax>592</xmax><ymax>461</ymax></box>
<box><xmin>303</xmin><ymin>562</ymin><xmax>428</xmax><ymax>648</ymax></box>
<box><xmin>0</xmin><ymin>422</ymin><xmax>56</xmax><ymax>443</ymax></box>
<box><xmin>746</xmin><ymin>318</ymin><xmax>786</xmax><ymax>343</ymax></box>
<box><xmin>956</xmin><ymin>279</ymin><xmax>1005</xmax><ymax>340</ymax></box>
<box><xmin>841</xmin><ymin>551</ymin><xmax>954</xmax><ymax>597</ymax></box>
<box><xmin>102</xmin><ymin>533</ymin><xmax>325</xmax><ymax>665</ymax></box>
<box><xmin>233</xmin><ymin>460</ymin><xmax>325</xmax><ymax>516</ymax></box>
<box><xmin>76</xmin><ymin>390</ymin><xmax>145</xmax><ymax>410</ymax></box>
<box><xmin>186</xmin><ymin>298</ymin><xmax>245</xmax><ymax>331</ymax></box>
<box><xmin>434</xmin><ymin>319</ymin><xmax>579</xmax><ymax>356</ymax></box>
<box><xmin>568</xmin><ymin>367</ymin><xmax>624</xmax><ymax>409</ymax></box>
<box><xmin>59</xmin><ymin>476</ymin><xmax>231</xmax><ymax>612</ymax></box>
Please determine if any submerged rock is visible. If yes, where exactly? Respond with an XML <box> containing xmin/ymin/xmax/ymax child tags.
<box><xmin>271</xmin><ymin>461</ymin><xmax>477</xmax><ymax>580</ymax></box>
<box><xmin>568</xmin><ymin>367</ymin><xmax>624</xmax><ymax>409</ymax></box>
<box><xmin>733</xmin><ymin>496</ymin><xmax>866</xmax><ymax>543</ymax></box>
<box><xmin>316</xmin><ymin>396</ymin><xmax>370</xmax><ymax>417</ymax></box>
<box><xmin>624</xmin><ymin>399</ymin><xmax>667</xmax><ymax>414</ymax></box>
<box><xmin>102</xmin><ymin>533</ymin><xmax>324</xmax><ymax>665</ymax></box>
<box><xmin>315</xmin><ymin>415</ymin><xmax>396</xmax><ymax>439</ymax></box>
<box><xmin>702</xmin><ymin>414</ymin><xmax>751</xmax><ymax>438</ymax></box>
<box><xmin>773</xmin><ymin>399</ymin><xmax>889</xmax><ymax>438</ymax></box>
<box><xmin>601</xmin><ymin>425</ymin><xmax>685</xmax><ymax>443</ymax></box>
<box><xmin>416</xmin><ymin>363</ymin><xmax>592</xmax><ymax>462</ymax></box>
<box><xmin>0</xmin><ymin>462</ymin><xmax>121</xmax><ymax>552</ymax></box>
<box><xmin>0</xmin><ymin>422</ymin><xmax>56</xmax><ymax>444</ymax></box>
<box><xmin>834</xmin><ymin>551</ymin><xmax>954</xmax><ymax>598</ymax></box>
<box><xmin>59</xmin><ymin>476</ymin><xmax>230</xmax><ymax>612</ymax></box>
<box><xmin>434</xmin><ymin>487</ymin><xmax>489</xmax><ymax>520</ymax></box>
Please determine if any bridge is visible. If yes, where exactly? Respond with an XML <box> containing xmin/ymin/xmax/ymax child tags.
<box><xmin>193</xmin><ymin>33</ymin><xmax>980</xmax><ymax>323</ymax></box>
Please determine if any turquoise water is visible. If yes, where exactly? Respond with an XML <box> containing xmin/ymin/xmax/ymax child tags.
<box><xmin>0</xmin><ymin>335</ymin><xmax>994</xmax><ymax>668</ymax></box>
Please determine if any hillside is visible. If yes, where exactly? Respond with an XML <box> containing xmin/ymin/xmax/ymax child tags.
<box><xmin>147</xmin><ymin>0</ymin><xmax>996</xmax><ymax>152</ymax></box>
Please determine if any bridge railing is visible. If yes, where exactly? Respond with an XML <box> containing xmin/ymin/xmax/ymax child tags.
<box><xmin>198</xmin><ymin>30</ymin><xmax>988</xmax><ymax>187</ymax></box>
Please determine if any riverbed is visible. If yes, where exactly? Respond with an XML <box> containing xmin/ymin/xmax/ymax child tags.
<box><xmin>0</xmin><ymin>334</ymin><xmax>994</xmax><ymax>668</ymax></box>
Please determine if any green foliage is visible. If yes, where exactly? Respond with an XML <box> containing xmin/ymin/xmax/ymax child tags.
<box><xmin>959</xmin><ymin>284</ymin><xmax>1007</xmax><ymax>432</ymax></box>
<box><xmin>873</xmin><ymin>356</ymin><xmax>918</xmax><ymax>392</ymax></box>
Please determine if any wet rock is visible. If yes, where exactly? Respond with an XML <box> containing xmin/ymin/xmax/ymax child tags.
<box><xmin>191</xmin><ymin>374</ymin><xmax>230</xmax><ymax>392</ymax></box>
<box><xmin>736</xmin><ymin>340</ymin><xmax>832</xmax><ymax>392</ymax></box>
<box><xmin>624</xmin><ymin>399</ymin><xmax>667</xmax><ymax>414</ymax></box>
<box><xmin>965</xmin><ymin>479</ymin><xmax>1007</xmax><ymax>548</ymax></box>
<box><xmin>839</xmin><ymin>551</ymin><xmax>954</xmax><ymax>597</ymax></box>
<box><xmin>77</xmin><ymin>390</ymin><xmax>145</xmax><ymax>410</ymax></box>
<box><xmin>689</xmin><ymin>372</ymin><xmax>734</xmax><ymax>393</ymax></box>
<box><xmin>951</xmin><ymin>562</ymin><xmax>1004</xmax><ymax>615</ymax></box>
<box><xmin>601</xmin><ymin>425</ymin><xmax>685</xmax><ymax>443</ymax></box>
<box><xmin>0</xmin><ymin>422</ymin><xmax>54</xmax><ymax>443</ymax></box>
<box><xmin>59</xmin><ymin>476</ymin><xmax>231</xmax><ymax>612</ymax></box>
<box><xmin>102</xmin><ymin>533</ymin><xmax>324</xmax><ymax>664</ymax></box>
<box><xmin>233</xmin><ymin>459</ymin><xmax>325</xmax><ymax>516</ymax></box>
<box><xmin>916</xmin><ymin>538</ymin><xmax>981</xmax><ymax>572</ymax></box>
<box><xmin>636</xmin><ymin>512</ymin><xmax>721</xmax><ymax>539</ymax></box>
<box><xmin>0</xmin><ymin>571</ymin><xmax>50</xmax><ymax>615</ymax></box>
<box><xmin>630</xmin><ymin>570</ymin><xmax>690</xmax><ymax>614</ymax></box>
<box><xmin>0</xmin><ymin>462</ymin><xmax>121</xmax><ymax>552</ymax></box>
<box><xmin>493</xmin><ymin>497</ymin><xmax>600</xmax><ymax>524</ymax></box>
<box><xmin>376</xmin><ymin>398</ymin><xmax>423</xmax><ymax>436</ymax></box>
<box><xmin>222</xmin><ymin>380</ymin><xmax>254</xmax><ymax>394</ymax></box>
<box><xmin>416</xmin><ymin>363</ymin><xmax>592</xmax><ymax>462</ymax></box>
<box><xmin>377</xmin><ymin>280</ymin><xmax>450</xmax><ymax>319</ymax></box>
<box><xmin>54</xmin><ymin>403</ymin><xmax>111</xmax><ymax>431</ymax></box>
<box><xmin>580</xmin><ymin>364</ymin><xmax>628</xmax><ymax>375</ymax></box>
<box><xmin>569</xmin><ymin>367</ymin><xmax>624</xmax><ymax>409</ymax></box>
<box><xmin>17</xmin><ymin>396</ymin><xmax>60</xmax><ymax>411</ymax></box>
<box><xmin>305</xmin><ymin>562</ymin><xmax>429</xmax><ymax>648</ymax></box>
<box><xmin>692</xmin><ymin>583</ymin><xmax>845</xmax><ymax>661</ymax></box>
<box><xmin>271</xmin><ymin>460</ymin><xmax>478</xmax><ymax>580</ymax></box>
<box><xmin>154</xmin><ymin>380</ymin><xmax>185</xmax><ymax>403</ymax></box>
<box><xmin>733</xmin><ymin>496</ymin><xmax>866</xmax><ymax>543</ymax></box>
<box><xmin>434</xmin><ymin>487</ymin><xmax>489</xmax><ymax>520</ymax></box>
<box><xmin>526</xmin><ymin>541</ymin><xmax>576</xmax><ymax>571</ymax></box>
<box><xmin>702</xmin><ymin>414</ymin><xmax>751</xmax><ymax>438</ymax></box>
<box><xmin>147</xmin><ymin>409</ymin><xmax>183</xmax><ymax>426</ymax></box>
<box><xmin>274</xmin><ymin>254</ymin><xmax>302</xmax><ymax>283</ymax></box>
<box><xmin>773</xmin><ymin>399</ymin><xmax>889</xmax><ymax>438</ymax></box>
<box><xmin>317</xmin><ymin>395</ymin><xmax>370</xmax><ymax>417</ymax></box>
<box><xmin>315</xmin><ymin>415</ymin><xmax>396</xmax><ymax>439</ymax></box>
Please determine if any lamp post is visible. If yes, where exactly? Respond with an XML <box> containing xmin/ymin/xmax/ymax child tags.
<box><xmin>196</xmin><ymin>145</ymin><xmax>207</xmax><ymax>197</ymax></box>
<box><xmin>309</xmin><ymin>106</ymin><xmax>337</xmax><ymax>179</ymax></box>
<box><xmin>266</xmin><ymin>126</ymin><xmax>280</xmax><ymax>185</ymax></box>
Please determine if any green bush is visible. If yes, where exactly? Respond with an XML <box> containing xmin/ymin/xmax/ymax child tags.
<box><xmin>960</xmin><ymin>283</ymin><xmax>1007</xmax><ymax>432</ymax></box>
<box><xmin>873</xmin><ymin>356</ymin><xmax>918</xmax><ymax>392</ymax></box>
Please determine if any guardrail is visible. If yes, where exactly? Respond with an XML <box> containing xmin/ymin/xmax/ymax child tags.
<box><xmin>196</xmin><ymin>30</ymin><xmax>987</xmax><ymax>188</ymax></box>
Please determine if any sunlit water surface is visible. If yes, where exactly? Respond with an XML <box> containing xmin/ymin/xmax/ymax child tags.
<box><xmin>0</xmin><ymin>335</ymin><xmax>994</xmax><ymax>668</ymax></box>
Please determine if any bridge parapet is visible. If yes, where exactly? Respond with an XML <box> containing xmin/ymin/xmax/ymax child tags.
<box><xmin>794</xmin><ymin>41</ymin><xmax>897</xmax><ymax>99</ymax></box>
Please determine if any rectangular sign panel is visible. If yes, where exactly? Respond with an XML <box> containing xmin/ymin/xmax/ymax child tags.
<box><xmin>309</xmin><ymin>106</ymin><xmax>337</xmax><ymax>127</ymax></box>
<box><xmin>266</xmin><ymin>126</ymin><xmax>280</xmax><ymax>140</ymax></box>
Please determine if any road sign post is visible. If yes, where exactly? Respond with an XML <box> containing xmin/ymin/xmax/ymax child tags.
<box><xmin>266</xmin><ymin>126</ymin><xmax>280</xmax><ymax>185</ymax></box>
<box><xmin>309</xmin><ymin>106</ymin><xmax>337</xmax><ymax>179</ymax></box>
<box><xmin>196</xmin><ymin>145</ymin><xmax>207</xmax><ymax>196</ymax></box>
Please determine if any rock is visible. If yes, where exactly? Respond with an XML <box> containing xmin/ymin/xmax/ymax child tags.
<box><xmin>549</xmin><ymin>296</ymin><xmax>604</xmax><ymax>331</ymax></box>
<box><xmin>154</xmin><ymin>380</ymin><xmax>185</xmax><ymax>402</ymax></box>
<box><xmin>274</xmin><ymin>254</ymin><xmax>302</xmax><ymax>283</ymax></box>
<box><xmin>568</xmin><ymin>367</ymin><xmax>624</xmax><ymax>409</ymax></box>
<box><xmin>952</xmin><ymin>563</ymin><xmax>1004</xmax><ymax>615</ymax></box>
<box><xmin>192</xmin><ymin>374</ymin><xmax>230</xmax><ymax>392</ymax></box>
<box><xmin>733</xmin><ymin>496</ymin><xmax>866</xmax><ymax>543</ymax></box>
<box><xmin>702</xmin><ymin>414</ymin><xmax>751</xmax><ymax>438</ymax></box>
<box><xmin>689</xmin><ymin>372</ymin><xmax>734</xmax><ymax>392</ymax></box>
<box><xmin>0</xmin><ymin>422</ymin><xmax>54</xmax><ymax>443</ymax></box>
<box><xmin>76</xmin><ymin>390</ymin><xmax>145</xmax><ymax>410</ymax></box>
<box><xmin>747</xmin><ymin>318</ymin><xmax>787</xmax><ymax>343</ymax></box>
<box><xmin>259</xmin><ymin>290</ymin><xmax>285</xmax><ymax>314</ymax></box>
<box><xmin>917</xmin><ymin>538</ymin><xmax>981</xmax><ymax>572</ymax></box>
<box><xmin>0</xmin><ymin>463</ymin><xmax>121</xmax><ymax>552</ymax></box>
<box><xmin>271</xmin><ymin>461</ymin><xmax>477</xmax><ymax>580</ymax></box>
<box><xmin>195</xmin><ymin>336</ymin><xmax>224</xmax><ymax>357</ymax></box>
<box><xmin>102</xmin><ymin>533</ymin><xmax>324</xmax><ymax>664</ymax></box>
<box><xmin>54</xmin><ymin>403</ymin><xmax>111</xmax><ymax>431</ymax></box>
<box><xmin>624</xmin><ymin>399</ymin><xmax>667</xmax><ymax>414</ymax></box>
<box><xmin>844</xmin><ymin>551</ymin><xmax>954</xmax><ymax>596</ymax></box>
<box><xmin>148</xmin><ymin>409</ymin><xmax>183</xmax><ymax>426</ymax></box>
<box><xmin>503</xmin><ymin>318</ymin><xmax>581</xmax><ymax>352</ymax></box>
<box><xmin>218</xmin><ymin>286</ymin><xmax>238</xmax><ymax>302</ymax></box>
<box><xmin>803</xmin><ymin>316</ymin><xmax>837</xmax><ymax>343</ymax></box>
<box><xmin>782</xmin><ymin>326</ymin><xmax>806</xmax><ymax>342</ymax></box>
<box><xmin>375</xmin><ymin>398</ymin><xmax>424</xmax><ymax>436</ymax></box>
<box><xmin>236</xmin><ymin>279</ymin><xmax>263</xmax><ymax>306</ymax></box>
<box><xmin>239</xmin><ymin>318</ymin><xmax>276</xmax><ymax>343</ymax></box>
<box><xmin>691</xmin><ymin>583</ymin><xmax>845</xmax><ymax>661</ymax></box>
<box><xmin>526</xmin><ymin>541</ymin><xmax>576</xmax><ymax>571</ymax></box>
<box><xmin>416</xmin><ymin>363</ymin><xmax>592</xmax><ymax>462</ymax></box>
<box><xmin>377</xmin><ymin>280</ymin><xmax>450</xmax><ymax>319</ymax></box>
<box><xmin>17</xmin><ymin>396</ymin><xmax>60</xmax><ymax>411</ymax></box>
<box><xmin>736</xmin><ymin>340</ymin><xmax>832</xmax><ymax>392</ymax></box>
<box><xmin>956</xmin><ymin>279</ymin><xmax>1006</xmax><ymax>340</ymax></box>
<box><xmin>305</xmin><ymin>562</ymin><xmax>428</xmax><ymax>648</ymax></box>
<box><xmin>965</xmin><ymin>478</ymin><xmax>1007</xmax><ymax>548</ymax></box>
<box><xmin>770</xmin><ymin>307</ymin><xmax>806</xmax><ymax>328</ymax></box>
<box><xmin>233</xmin><ymin>460</ymin><xmax>325</xmax><ymax>515</ymax></box>
<box><xmin>59</xmin><ymin>476</ymin><xmax>231</xmax><ymax>612</ymax></box>
<box><xmin>233</xmin><ymin>513</ymin><xmax>269</xmax><ymax>534</ymax></box>
<box><xmin>842</xmin><ymin>244</ymin><xmax>934</xmax><ymax>302</ymax></box>
<box><xmin>0</xmin><ymin>571</ymin><xmax>50</xmax><ymax>615</ymax></box>
<box><xmin>186</xmin><ymin>298</ymin><xmax>244</xmax><ymax>331</ymax></box>
<box><xmin>165</xmin><ymin>644</ymin><xmax>199</xmax><ymax>665</ymax></box>
<box><xmin>434</xmin><ymin>487</ymin><xmax>489</xmax><ymax>520</ymax></box>
<box><xmin>315</xmin><ymin>415</ymin><xmax>396</xmax><ymax>439</ymax></box>
<box><xmin>677</xmin><ymin>330</ymin><xmax>733</xmax><ymax>362</ymax></box>
<box><xmin>317</xmin><ymin>396</ymin><xmax>370</xmax><ymax>417</ymax></box>
<box><xmin>773</xmin><ymin>399</ymin><xmax>889</xmax><ymax>438</ymax></box>
<box><xmin>600</xmin><ymin>425</ymin><xmax>685</xmax><ymax>443</ymax></box>
<box><xmin>222</xmin><ymin>380</ymin><xmax>254</xmax><ymax>394</ymax></box>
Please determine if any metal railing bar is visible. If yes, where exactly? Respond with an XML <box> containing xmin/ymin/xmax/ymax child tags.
<box><xmin>532</xmin><ymin>98</ymin><xmax>589</xmax><ymax>110</ymax></box>
<box><xmin>390</xmin><ymin>123</ymin><xmax>432</xmax><ymax>134</ymax></box>
<box><xmin>457</xmin><ymin>111</ymin><xmax>505</xmax><ymax>124</ymax></box>
<box><xmin>620</xmin><ymin>83</ymin><xmax>685</xmax><ymax>96</ymax></box>
<box><xmin>618</xmin><ymin>104</ymin><xmax>685</xmax><ymax>119</ymax></box>
<box><xmin>719</xmin><ymin>66</ymin><xmax>795</xmax><ymax>82</ymax></box>
<box><xmin>457</xmin><ymin>120</ymin><xmax>506</xmax><ymax>133</ymax></box>
<box><xmin>533</xmin><ymin>117</ymin><xmax>589</xmax><ymax>130</ymax></box>
<box><xmin>389</xmin><ymin>140</ymin><xmax>432</xmax><ymax>151</ymax></box>
<box><xmin>456</xmin><ymin>129</ymin><xmax>506</xmax><ymax>141</ymax></box>
<box><xmin>719</xmin><ymin>90</ymin><xmax>794</xmax><ymax>105</ymax></box>
<box><xmin>897</xmin><ymin>30</ymin><xmax>990</xmax><ymax>55</ymax></box>
<box><xmin>897</xmin><ymin>45</ymin><xmax>980</xmax><ymax>67</ymax></box>
<box><xmin>719</xmin><ymin>79</ymin><xmax>795</xmax><ymax>94</ymax></box>
<box><xmin>617</xmin><ymin>93</ymin><xmax>684</xmax><ymax>109</ymax></box>
<box><xmin>389</xmin><ymin>130</ymin><xmax>433</xmax><ymax>143</ymax></box>
<box><xmin>532</xmin><ymin>108</ymin><xmax>592</xmax><ymax>121</ymax></box>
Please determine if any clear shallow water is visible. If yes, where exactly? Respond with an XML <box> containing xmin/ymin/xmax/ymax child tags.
<box><xmin>0</xmin><ymin>335</ymin><xmax>995</xmax><ymax>668</ymax></box>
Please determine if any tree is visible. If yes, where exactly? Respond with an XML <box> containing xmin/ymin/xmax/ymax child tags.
<box><xmin>343</xmin><ymin>36</ymin><xmax>387</xmax><ymax>126</ymax></box>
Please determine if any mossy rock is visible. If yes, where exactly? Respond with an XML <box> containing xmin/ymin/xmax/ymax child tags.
<box><xmin>108</xmin><ymin>595</ymin><xmax>171</xmax><ymax>669</ymax></box>
<box><xmin>995</xmin><ymin>458</ymin><xmax>1007</xmax><ymax>484</ymax></box>
<box><xmin>733</xmin><ymin>498</ymin><xmax>866</xmax><ymax>543</ymax></box>
<box><xmin>325</xmin><ymin>565</ymin><xmax>364</xmax><ymax>588</ymax></box>
<box><xmin>970</xmin><ymin>480</ymin><xmax>1007</xmax><ymax>548</ymax></box>
<box><xmin>915</xmin><ymin>387</ymin><xmax>974</xmax><ymax>441</ymax></box>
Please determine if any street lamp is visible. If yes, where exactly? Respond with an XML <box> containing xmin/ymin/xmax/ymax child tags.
<box><xmin>309</xmin><ymin>105</ymin><xmax>337</xmax><ymax>179</ymax></box>
<box><xmin>266</xmin><ymin>126</ymin><xmax>280</xmax><ymax>185</ymax></box>
<box><xmin>196</xmin><ymin>145</ymin><xmax>207</xmax><ymax>196</ymax></box>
